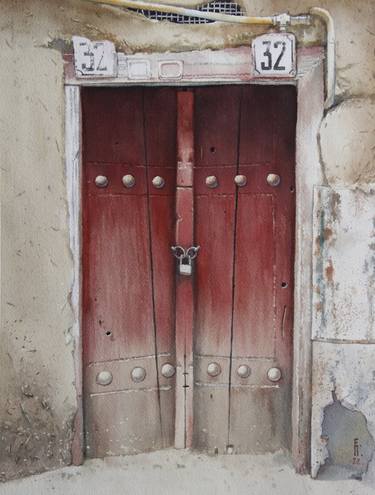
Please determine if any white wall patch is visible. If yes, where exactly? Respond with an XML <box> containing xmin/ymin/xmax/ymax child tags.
<box><xmin>127</xmin><ymin>59</ymin><xmax>151</xmax><ymax>80</ymax></box>
<box><xmin>312</xmin><ymin>186</ymin><xmax>375</xmax><ymax>342</ymax></box>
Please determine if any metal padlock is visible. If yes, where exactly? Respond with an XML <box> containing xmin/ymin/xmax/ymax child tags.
<box><xmin>179</xmin><ymin>256</ymin><xmax>192</xmax><ymax>276</ymax></box>
<box><xmin>171</xmin><ymin>245</ymin><xmax>200</xmax><ymax>277</ymax></box>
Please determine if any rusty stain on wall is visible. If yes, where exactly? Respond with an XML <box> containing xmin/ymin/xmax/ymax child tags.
<box><xmin>313</xmin><ymin>187</ymin><xmax>375</xmax><ymax>342</ymax></box>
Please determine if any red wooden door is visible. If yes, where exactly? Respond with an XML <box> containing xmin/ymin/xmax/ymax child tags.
<box><xmin>193</xmin><ymin>85</ymin><xmax>296</xmax><ymax>453</ymax></box>
<box><xmin>82</xmin><ymin>85</ymin><xmax>296</xmax><ymax>457</ymax></box>
<box><xmin>82</xmin><ymin>87</ymin><xmax>177</xmax><ymax>456</ymax></box>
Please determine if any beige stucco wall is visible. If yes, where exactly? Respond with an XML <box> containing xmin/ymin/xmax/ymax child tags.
<box><xmin>0</xmin><ymin>0</ymin><xmax>374</xmax><ymax>481</ymax></box>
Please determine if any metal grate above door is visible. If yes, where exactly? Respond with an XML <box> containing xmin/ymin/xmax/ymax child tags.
<box><xmin>130</xmin><ymin>0</ymin><xmax>245</xmax><ymax>24</ymax></box>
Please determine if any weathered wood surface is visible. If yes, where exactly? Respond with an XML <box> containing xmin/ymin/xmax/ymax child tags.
<box><xmin>82</xmin><ymin>88</ymin><xmax>176</xmax><ymax>456</ymax></box>
<box><xmin>193</xmin><ymin>86</ymin><xmax>240</xmax><ymax>452</ymax></box>
<box><xmin>194</xmin><ymin>86</ymin><xmax>296</xmax><ymax>453</ymax></box>
<box><xmin>82</xmin><ymin>85</ymin><xmax>296</xmax><ymax>457</ymax></box>
<box><xmin>292</xmin><ymin>61</ymin><xmax>324</xmax><ymax>473</ymax></box>
<box><xmin>229</xmin><ymin>86</ymin><xmax>296</xmax><ymax>453</ymax></box>
<box><xmin>174</xmin><ymin>91</ymin><xmax>195</xmax><ymax>448</ymax></box>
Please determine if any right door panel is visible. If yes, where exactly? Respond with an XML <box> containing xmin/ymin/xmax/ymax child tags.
<box><xmin>193</xmin><ymin>85</ymin><xmax>296</xmax><ymax>453</ymax></box>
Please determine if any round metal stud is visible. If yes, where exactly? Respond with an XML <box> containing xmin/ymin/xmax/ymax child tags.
<box><xmin>237</xmin><ymin>364</ymin><xmax>251</xmax><ymax>378</ymax></box>
<box><xmin>267</xmin><ymin>367</ymin><xmax>282</xmax><ymax>382</ymax></box>
<box><xmin>152</xmin><ymin>176</ymin><xmax>165</xmax><ymax>189</ymax></box>
<box><xmin>96</xmin><ymin>370</ymin><xmax>113</xmax><ymax>386</ymax></box>
<box><xmin>234</xmin><ymin>175</ymin><xmax>247</xmax><ymax>187</ymax></box>
<box><xmin>205</xmin><ymin>176</ymin><xmax>218</xmax><ymax>189</ymax></box>
<box><xmin>266</xmin><ymin>173</ymin><xmax>281</xmax><ymax>187</ymax></box>
<box><xmin>122</xmin><ymin>174</ymin><xmax>136</xmax><ymax>188</ymax></box>
<box><xmin>95</xmin><ymin>175</ymin><xmax>108</xmax><ymax>188</ymax></box>
<box><xmin>207</xmin><ymin>362</ymin><xmax>221</xmax><ymax>377</ymax></box>
<box><xmin>131</xmin><ymin>366</ymin><xmax>147</xmax><ymax>383</ymax></box>
<box><xmin>161</xmin><ymin>363</ymin><xmax>176</xmax><ymax>378</ymax></box>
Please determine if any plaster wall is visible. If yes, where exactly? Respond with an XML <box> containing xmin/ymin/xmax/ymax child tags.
<box><xmin>311</xmin><ymin>106</ymin><xmax>375</xmax><ymax>480</ymax></box>
<box><xmin>0</xmin><ymin>0</ymin><xmax>374</xmax><ymax>481</ymax></box>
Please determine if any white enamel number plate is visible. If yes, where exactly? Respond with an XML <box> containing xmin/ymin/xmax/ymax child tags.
<box><xmin>73</xmin><ymin>36</ymin><xmax>117</xmax><ymax>78</ymax></box>
<box><xmin>252</xmin><ymin>33</ymin><xmax>296</xmax><ymax>78</ymax></box>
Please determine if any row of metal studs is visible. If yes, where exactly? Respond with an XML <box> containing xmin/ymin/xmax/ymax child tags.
<box><xmin>96</xmin><ymin>363</ymin><xmax>281</xmax><ymax>386</ymax></box>
<box><xmin>94</xmin><ymin>175</ymin><xmax>165</xmax><ymax>188</ymax></box>
<box><xmin>207</xmin><ymin>362</ymin><xmax>282</xmax><ymax>381</ymax></box>
<box><xmin>94</xmin><ymin>173</ymin><xmax>281</xmax><ymax>189</ymax></box>
<box><xmin>206</xmin><ymin>173</ymin><xmax>281</xmax><ymax>188</ymax></box>
<box><xmin>96</xmin><ymin>363</ymin><xmax>176</xmax><ymax>386</ymax></box>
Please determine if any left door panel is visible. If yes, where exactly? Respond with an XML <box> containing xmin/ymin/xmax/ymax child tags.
<box><xmin>82</xmin><ymin>88</ymin><xmax>177</xmax><ymax>457</ymax></box>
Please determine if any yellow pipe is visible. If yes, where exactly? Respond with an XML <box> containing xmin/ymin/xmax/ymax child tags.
<box><xmin>310</xmin><ymin>7</ymin><xmax>335</xmax><ymax>109</ymax></box>
<box><xmin>82</xmin><ymin>1</ymin><xmax>335</xmax><ymax>109</ymax></box>
<box><xmin>84</xmin><ymin>0</ymin><xmax>274</xmax><ymax>25</ymax></box>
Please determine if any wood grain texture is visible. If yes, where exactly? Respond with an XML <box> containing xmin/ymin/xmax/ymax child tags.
<box><xmin>193</xmin><ymin>86</ymin><xmax>241</xmax><ymax>452</ymax></box>
<box><xmin>292</xmin><ymin>63</ymin><xmax>324</xmax><ymax>473</ymax></box>
<box><xmin>82</xmin><ymin>88</ymin><xmax>177</xmax><ymax>456</ymax></box>
<box><xmin>174</xmin><ymin>91</ymin><xmax>195</xmax><ymax>448</ymax></box>
<box><xmin>82</xmin><ymin>88</ymin><xmax>145</xmax><ymax>164</ymax></box>
<box><xmin>82</xmin><ymin>85</ymin><xmax>296</xmax><ymax>457</ymax></box>
<box><xmin>195</xmin><ymin>86</ymin><xmax>241</xmax><ymax>167</ymax></box>
<box><xmin>232</xmin><ymin>193</ymin><xmax>275</xmax><ymax>358</ymax></box>
<box><xmin>144</xmin><ymin>89</ymin><xmax>177</xmax><ymax>447</ymax></box>
<box><xmin>228</xmin><ymin>85</ymin><xmax>296</xmax><ymax>452</ymax></box>
<box><xmin>193</xmin><ymin>85</ymin><xmax>296</xmax><ymax>453</ymax></box>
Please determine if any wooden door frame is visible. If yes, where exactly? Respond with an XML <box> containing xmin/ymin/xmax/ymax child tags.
<box><xmin>64</xmin><ymin>45</ymin><xmax>324</xmax><ymax>473</ymax></box>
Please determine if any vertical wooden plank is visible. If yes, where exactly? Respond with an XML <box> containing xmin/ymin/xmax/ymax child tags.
<box><xmin>228</xmin><ymin>85</ymin><xmax>296</xmax><ymax>453</ymax></box>
<box><xmin>82</xmin><ymin>87</ymin><xmax>172</xmax><ymax>457</ymax></box>
<box><xmin>174</xmin><ymin>91</ymin><xmax>194</xmax><ymax>448</ymax></box>
<box><xmin>83</xmin><ymin>192</ymin><xmax>155</xmax><ymax>362</ymax></box>
<box><xmin>144</xmin><ymin>88</ymin><xmax>177</xmax><ymax>447</ymax></box>
<box><xmin>193</xmin><ymin>193</ymin><xmax>235</xmax><ymax>452</ymax></box>
<box><xmin>238</xmin><ymin>86</ymin><xmax>274</xmax><ymax>165</ymax></box>
<box><xmin>272</xmin><ymin>87</ymin><xmax>296</xmax><ymax>375</ymax></box>
<box><xmin>293</xmin><ymin>63</ymin><xmax>324</xmax><ymax>473</ymax></box>
<box><xmin>194</xmin><ymin>86</ymin><xmax>240</xmax><ymax>167</ymax></box>
<box><xmin>82</xmin><ymin>87</ymin><xmax>145</xmax><ymax>163</ymax></box>
<box><xmin>232</xmin><ymin>193</ymin><xmax>275</xmax><ymax>358</ymax></box>
<box><xmin>194</xmin><ymin>194</ymin><xmax>235</xmax><ymax>356</ymax></box>
<box><xmin>193</xmin><ymin>86</ymin><xmax>241</xmax><ymax>452</ymax></box>
<box><xmin>65</xmin><ymin>85</ymin><xmax>84</xmax><ymax>465</ymax></box>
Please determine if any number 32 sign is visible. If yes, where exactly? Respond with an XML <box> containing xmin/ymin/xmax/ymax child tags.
<box><xmin>252</xmin><ymin>33</ymin><xmax>296</xmax><ymax>78</ymax></box>
<box><xmin>73</xmin><ymin>36</ymin><xmax>117</xmax><ymax>78</ymax></box>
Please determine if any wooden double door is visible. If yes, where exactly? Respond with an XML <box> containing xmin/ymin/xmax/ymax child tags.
<box><xmin>82</xmin><ymin>85</ymin><xmax>296</xmax><ymax>457</ymax></box>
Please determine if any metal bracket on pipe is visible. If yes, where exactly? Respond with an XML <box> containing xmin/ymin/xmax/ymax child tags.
<box><xmin>272</xmin><ymin>13</ymin><xmax>291</xmax><ymax>31</ymax></box>
<box><xmin>273</xmin><ymin>9</ymin><xmax>335</xmax><ymax>110</ymax></box>
<box><xmin>273</xmin><ymin>13</ymin><xmax>311</xmax><ymax>30</ymax></box>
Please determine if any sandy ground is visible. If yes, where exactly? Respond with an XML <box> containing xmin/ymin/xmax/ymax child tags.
<box><xmin>1</xmin><ymin>449</ymin><xmax>374</xmax><ymax>495</ymax></box>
